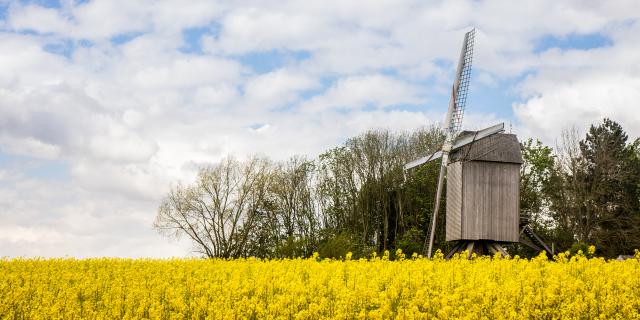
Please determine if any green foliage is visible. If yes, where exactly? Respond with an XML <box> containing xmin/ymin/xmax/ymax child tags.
<box><xmin>275</xmin><ymin>237</ymin><xmax>310</xmax><ymax>258</ymax></box>
<box><xmin>395</xmin><ymin>227</ymin><xmax>424</xmax><ymax>258</ymax></box>
<box><xmin>543</xmin><ymin>118</ymin><xmax>640</xmax><ymax>258</ymax></box>
<box><xmin>157</xmin><ymin>118</ymin><xmax>640</xmax><ymax>259</ymax></box>
<box><xmin>519</xmin><ymin>138</ymin><xmax>557</xmax><ymax>252</ymax></box>
<box><xmin>520</xmin><ymin>138</ymin><xmax>555</xmax><ymax>218</ymax></box>
<box><xmin>315</xmin><ymin>126</ymin><xmax>444</xmax><ymax>255</ymax></box>
<box><xmin>317</xmin><ymin>233</ymin><xmax>358</xmax><ymax>259</ymax></box>
<box><xmin>577</xmin><ymin>119</ymin><xmax>640</xmax><ymax>256</ymax></box>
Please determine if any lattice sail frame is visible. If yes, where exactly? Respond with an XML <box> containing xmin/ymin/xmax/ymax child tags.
<box><xmin>446</xmin><ymin>28</ymin><xmax>475</xmax><ymax>143</ymax></box>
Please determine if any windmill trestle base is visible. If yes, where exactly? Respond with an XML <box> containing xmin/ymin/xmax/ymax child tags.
<box><xmin>445</xmin><ymin>240</ymin><xmax>510</xmax><ymax>259</ymax></box>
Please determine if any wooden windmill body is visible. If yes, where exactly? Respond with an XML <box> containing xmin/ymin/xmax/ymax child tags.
<box><xmin>444</xmin><ymin>132</ymin><xmax>522</xmax><ymax>257</ymax></box>
<box><xmin>407</xmin><ymin>124</ymin><xmax>523</xmax><ymax>257</ymax></box>
<box><xmin>404</xmin><ymin>29</ymin><xmax>554</xmax><ymax>258</ymax></box>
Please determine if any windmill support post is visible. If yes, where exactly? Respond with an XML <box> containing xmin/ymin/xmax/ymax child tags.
<box><xmin>424</xmin><ymin>29</ymin><xmax>474</xmax><ymax>258</ymax></box>
<box><xmin>425</xmin><ymin>153</ymin><xmax>448</xmax><ymax>258</ymax></box>
<box><xmin>445</xmin><ymin>240</ymin><xmax>511</xmax><ymax>259</ymax></box>
<box><xmin>519</xmin><ymin>224</ymin><xmax>555</xmax><ymax>257</ymax></box>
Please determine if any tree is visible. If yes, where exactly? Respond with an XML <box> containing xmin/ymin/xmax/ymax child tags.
<box><xmin>520</xmin><ymin>138</ymin><xmax>556</xmax><ymax>229</ymax></box>
<box><xmin>314</xmin><ymin>126</ymin><xmax>445</xmax><ymax>257</ymax></box>
<box><xmin>578</xmin><ymin>119</ymin><xmax>640</xmax><ymax>256</ymax></box>
<box><xmin>154</xmin><ymin>156</ymin><xmax>271</xmax><ymax>258</ymax></box>
<box><xmin>267</xmin><ymin>156</ymin><xmax>318</xmax><ymax>257</ymax></box>
<box><xmin>546</xmin><ymin>127</ymin><xmax>587</xmax><ymax>250</ymax></box>
<box><xmin>154</xmin><ymin>119</ymin><xmax>639</xmax><ymax>259</ymax></box>
<box><xmin>510</xmin><ymin>138</ymin><xmax>558</xmax><ymax>256</ymax></box>
<box><xmin>548</xmin><ymin>120</ymin><xmax>640</xmax><ymax>257</ymax></box>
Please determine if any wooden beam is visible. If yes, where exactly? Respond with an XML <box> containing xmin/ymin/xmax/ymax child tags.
<box><xmin>465</xmin><ymin>241</ymin><xmax>475</xmax><ymax>259</ymax></box>
<box><xmin>489</xmin><ymin>243</ymin><xmax>510</xmax><ymax>258</ymax></box>
<box><xmin>519</xmin><ymin>237</ymin><xmax>542</xmax><ymax>252</ymax></box>
<box><xmin>445</xmin><ymin>241</ymin><xmax>466</xmax><ymax>259</ymax></box>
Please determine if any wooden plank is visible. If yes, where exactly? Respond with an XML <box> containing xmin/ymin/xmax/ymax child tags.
<box><xmin>488</xmin><ymin>242</ymin><xmax>511</xmax><ymax>258</ymax></box>
<box><xmin>460</xmin><ymin>161</ymin><xmax>519</xmax><ymax>242</ymax></box>
<box><xmin>466</xmin><ymin>241</ymin><xmax>475</xmax><ymax>259</ymax></box>
<box><xmin>445</xmin><ymin>241</ymin><xmax>466</xmax><ymax>259</ymax></box>
<box><xmin>446</xmin><ymin>162</ymin><xmax>463</xmax><ymax>241</ymax></box>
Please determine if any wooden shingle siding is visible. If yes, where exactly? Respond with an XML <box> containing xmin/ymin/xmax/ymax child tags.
<box><xmin>460</xmin><ymin>162</ymin><xmax>519</xmax><ymax>242</ymax></box>
<box><xmin>445</xmin><ymin>133</ymin><xmax>522</xmax><ymax>243</ymax></box>
<box><xmin>450</xmin><ymin>134</ymin><xmax>522</xmax><ymax>164</ymax></box>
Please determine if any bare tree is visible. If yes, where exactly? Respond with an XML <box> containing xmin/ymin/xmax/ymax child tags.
<box><xmin>550</xmin><ymin>127</ymin><xmax>586</xmax><ymax>244</ymax></box>
<box><xmin>154</xmin><ymin>156</ymin><xmax>271</xmax><ymax>258</ymax></box>
<box><xmin>268</xmin><ymin>155</ymin><xmax>318</xmax><ymax>256</ymax></box>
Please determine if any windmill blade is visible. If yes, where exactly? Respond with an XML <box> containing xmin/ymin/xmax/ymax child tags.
<box><xmin>403</xmin><ymin>151</ymin><xmax>443</xmax><ymax>170</ymax></box>
<box><xmin>447</xmin><ymin>28</ymin><xmax>475</xmax><ymax>138</ymax></box>
<box><xmin>425</xmin><ymin>28</ymin><xmax>476</xmax><ymax>258</ymax></box>
<box><xmin>404</xmin><ymin>123</ymin><xmax>504</xmax><ymax>170</ymax></box>
<box><xmin>452</xmin><ymin>122</ymin><xmax>503</xmax><ymax>151</ymax></box>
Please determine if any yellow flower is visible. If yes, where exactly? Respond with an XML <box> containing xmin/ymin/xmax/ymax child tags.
<box><xmin>2</xmin><ymin>250</ymin><xmax>640</xmax><ymax>319</ymax></box>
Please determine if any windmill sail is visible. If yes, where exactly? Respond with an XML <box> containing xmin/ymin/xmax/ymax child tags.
<box><xmin>404</xmin><ymin>122</ymin><xmax>504</xmax><ymax>170</ymax></box>
<box><xmin>444</xmin><ymin>28</ymin><xmax>475</xmax><ymax>148</ymax></box>
<box><xmin>424</xmin><ymin>28</ymin><xmax>476</xmax><ymax>258</ymax></box>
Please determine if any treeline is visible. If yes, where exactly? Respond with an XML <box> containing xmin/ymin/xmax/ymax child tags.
<box><xmin>519</xmin><ymin>119</ymin><xmax>640</xmax><ymax>257</ymax></box>
<box><xmin>154</xmin><ymin>118</ymin><xmax>640</xmax><ymax>258</ymax></box>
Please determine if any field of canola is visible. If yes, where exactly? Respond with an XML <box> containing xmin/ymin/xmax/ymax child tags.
<box><xmin>2</xmin><ymin>250</ymin><xmax>640</xmax><ymax>320</ymax></box>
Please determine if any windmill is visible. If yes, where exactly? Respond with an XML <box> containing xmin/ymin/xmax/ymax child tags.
<box><xmin>405</xmin><ymin>29</ymin><xmax>554</xmax><ymax>258</ymax></box>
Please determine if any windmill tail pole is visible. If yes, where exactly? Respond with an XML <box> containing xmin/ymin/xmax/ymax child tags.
<box><xmin>426</xmin><ymin>152</ymin><xmax>449</xmax><ymax>258</ymax></box>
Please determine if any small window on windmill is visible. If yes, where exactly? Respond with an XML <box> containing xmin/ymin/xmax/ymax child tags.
<box><xmin>445</xmin><ymin>133</ymin><xmax>522</xmax><ymax>242</ymax></box>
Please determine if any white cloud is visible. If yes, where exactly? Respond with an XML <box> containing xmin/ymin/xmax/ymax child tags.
<box><xmin>130</xmin><ymin>56</ymin><xmax>244</xmax><ymax>90</ymax></box>
<box><xmin>514</xmin><ymin>21</ymin><xmax>640</xmax><ymax>143</ymax></box>
<box><xmin>0</xmin><ymin>178</ymin><xmax>190</xmax><ymax>258</ymax></box>
<box><xmin>243</xmin><ymin>69</ymin><xmax>319</xmax><ymax>109</ymax></box>
<box><xmin>301</xmin><ymin>75</ymin><xmax>422</xmax><ymax>112</ymax></box>
<box><xmin>0</xmin><ymin>136</ymin><xmax>61</xmax><ymax>158</ymax></box>
<box><xmin>0</xmin><ymin>225</ymin><xmax>65</xmax><ymax>243</ymax></box>
<box><xmin>515</xmin><ymin>71</ymin><xmax>640</xmax><ymax>144</ymax></box>
<box><xmin>8</xmin><ymin>4</ymin><xmax>72</xmax><ymax>35</ymax></box>
<box><xmin>1</xmin><ymin>0</ymin><xmax>639</xmax><ymax>257</ymax></box>
<box><xmin>216</xmin><ymin>8</ymin><xmax>326</xmax><ymax>53</ymax></box>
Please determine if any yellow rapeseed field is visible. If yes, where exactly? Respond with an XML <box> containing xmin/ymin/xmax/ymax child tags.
<box><xmin>2</xmin><ymin>249</ymin><xmax>640</xmax><ymax>319</ymax></box>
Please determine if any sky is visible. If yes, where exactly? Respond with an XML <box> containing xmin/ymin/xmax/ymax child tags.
<box><xmin>1</xmin><ymin>0</ymin><xmax>640</xmax><ymax>258</ymax></box>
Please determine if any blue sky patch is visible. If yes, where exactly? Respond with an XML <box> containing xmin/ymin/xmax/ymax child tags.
<box><xmin>467</xmin><ymin>80</ymin><xmax>518</xmax><ymax>121</ymax></box>
<box><xmin>0</xmin><ymin>151</ymin><xmax>70</xmax><ymax>181</ymax></box>
<box><xmin>299</xmin><ymin>76</ymin><xmax>336</xmax><ymax>100</ymax></box>
<box><xmin>238</xmin><ymin>50</ymin><xmax>311</xmax><ymax>74</ymax></box>
<box><xmin>19</xmin><ymin>0</ymin><xmax>62</xmax><ymax>8</ymax></box>
<box><xmin>247</xmin><ymin>123</ymin><xmax>268</xmax><ymax>131</ymax></box>
<box><xmin>0</xmin><ymin>3</ymin><xmax>8</xmax><ymax>21</ymax></box>
<box><xmin>534</xmin><ymin>32</ymin><xmax>612</xmax><ymax>53</ymax></box>
<box><xmin>180</xmin><ymin>24</ymin><xmax>219</xmax><ymax>54</ymax></box>
<box><xmin>110</xmin><ymin>31</ymin><xmax>145</xmax><ymax>46</ymax></box>
<box><xmin>25</xmin><ymin>158</ymin><xmax>70</xmax><ymax>181</ymax></box>
<box><xmin>43</xmin><ymin>38</ymin><xmax>74</xmax><ymax>57</ymax></box>
<box><xmin>43</xmin><ymin>38</ymin><xmax>93</xmax><ymax>58</ymax></box>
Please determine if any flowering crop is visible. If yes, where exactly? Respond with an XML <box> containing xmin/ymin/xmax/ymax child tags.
<box><xmin>2</xmin><ymin>250</ymin><xmax>640</xmax><ymax>319</ymax></box>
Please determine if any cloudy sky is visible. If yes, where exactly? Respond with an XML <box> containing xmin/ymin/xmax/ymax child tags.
<box><xmin>1</xmin><ymin>0</ymin><xmax>639</xmax><ymax>257</ymax></box>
